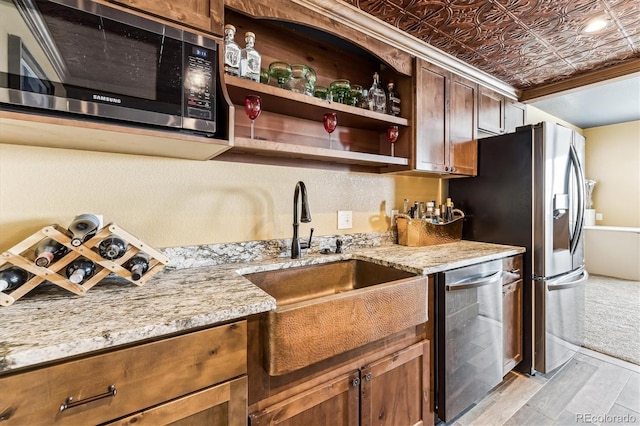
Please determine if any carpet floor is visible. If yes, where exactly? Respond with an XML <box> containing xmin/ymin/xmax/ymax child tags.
<box><xmin>583</xmin><ymin>274</ymin><xmax>640</xmax><ymax>365</ymax></box>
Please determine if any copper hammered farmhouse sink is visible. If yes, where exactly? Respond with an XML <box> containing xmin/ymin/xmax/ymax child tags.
<box><xmin>243</xmin><ymin>259</ymin><xmax>428</xmax><ymax>376</ymax></box>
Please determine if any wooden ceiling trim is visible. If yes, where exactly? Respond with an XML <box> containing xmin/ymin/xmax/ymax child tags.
<box><xmin>520</xmin><ymin>59</ymin><xmax>640</xmax><ymax>101</ymax></box>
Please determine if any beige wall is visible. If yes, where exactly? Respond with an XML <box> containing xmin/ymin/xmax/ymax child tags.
<box><xmin>0</xmin><ymin>144</ymin><xmax>441</xmax><ymax>249</ymax></box>
<box><xmin>583</xmin><ymin>121</ymin><xmax>640</xmax><ymax>227</ymax></box>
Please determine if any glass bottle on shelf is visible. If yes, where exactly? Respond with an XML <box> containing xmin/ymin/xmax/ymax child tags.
<box><xmin>386</xmin><ymin>80</ymin><xmax>401</xmax><ymax>116</ymax></box>
<box><xmin>223</xmin><ymin>24</ymin><xmax>241</xmax><ymax>77</ymax></box>
<box><xmin>34</xmin><ymin>238</ymin><xmax>69</xmax><ymax>267</ymax></box>
<box><xmin>239</xmin><ymin>31</ymin><xmax>261</xmax><ymax>82</ymax></box>
<box><xmin>367</xmin><ymin>72</ymin><xmax>386</xmax><ymax>113</ymax></box>
<box><xmin>0</xmin><ymin>266</ymin><xmax>31</xmax><ymax>293</ymax></box>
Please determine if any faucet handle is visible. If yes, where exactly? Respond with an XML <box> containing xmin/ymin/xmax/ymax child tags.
<box><xmin>300</xmin><ymin>228</ymin><xmax>314</xmax><ymax>250</ymax></box>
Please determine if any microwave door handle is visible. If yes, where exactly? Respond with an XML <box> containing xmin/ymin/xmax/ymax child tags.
<box><xmin>446</xmin><ymin>271</ymin><xmax>502</xmax><ymax>291</ymax></box>
<box><xmin>547</xmin><ymin>269</ymin><xmax>589</xmax><ymax>291</ymax></box>
<box><xmin>569</xmin><ymin>143</ymin><xmax>586</xmax><ymax>254</ymax></box>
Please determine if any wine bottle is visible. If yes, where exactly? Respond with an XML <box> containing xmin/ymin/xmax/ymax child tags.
<box><xmin>66</xmin><ymin>257</ymin><xmax>96</xmax><ymax>284</ymax></box>
<box><xmin>0</xmin><ymin>266</ymin><xmax>30</xmax><ymax>292</ymax></box>
<box><xmin>97</xmin><ymin>236</ymin><xmax>127</xmax><ymax>260</ymax></box>
<box><xmin>34</xmin><ymin>238</ymin><xmax>69</xmax><ymax>267</ymax></box>
<box><xmin>67</xmin><ymin>214</ymin><xmax>100</xmax><ymax>247</ymax></box>
<box><xmin>126</xmin><ymin>253</ymin><xmax>150</xmax><ymax>281</ymax></box>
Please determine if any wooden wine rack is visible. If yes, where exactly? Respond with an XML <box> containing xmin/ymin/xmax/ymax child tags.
<box><xmin>0</xmin><ymin>222</ymin><xmax>169</xmax><ymax>307</ymax></box>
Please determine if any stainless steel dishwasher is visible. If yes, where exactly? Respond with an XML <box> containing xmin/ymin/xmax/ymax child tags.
<box><xmin>435</xmin><ymin>260</ymin><xmax>503</xmax><ymax>423</ymax></box>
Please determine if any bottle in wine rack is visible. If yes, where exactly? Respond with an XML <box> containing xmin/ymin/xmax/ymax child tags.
<box><xmin>67</xmin><ymin>214</ymin><xmax>101</xmax><ymax>247</ymax></box>
<box><xmin>66</xmin><ymin>257</ymin><xmax>96</xmax><ymax>284</ymax></box>
<box><xmin>0</xmin><ymin>266</ymin><xmax>31</xmax><ymax>293</ymax></box>
<box><xmin>125</xmin><ymin>253</ymin><xmax>150</xmax><ymax>281</ymax></box>
<box><xmin>97</xmin><ymin>236</ymin><xmax>127</xmax><ymax>260</ymax></box>
<box><xmin>34</xmin><ymin>238</ymin><xmax>69</xmax><ymax>267</ymax></box>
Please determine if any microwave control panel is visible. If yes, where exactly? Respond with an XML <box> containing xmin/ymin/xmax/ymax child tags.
<box><xmin>183</xmin><ymin>43</ymin><xmax>217</xmax><ymax>124</ymax></box>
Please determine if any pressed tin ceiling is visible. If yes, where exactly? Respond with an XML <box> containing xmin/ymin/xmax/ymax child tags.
<box><xmin>341</xmin><ymin>0</ymin><xmax>640</xmax><ymax>91</ymax></box>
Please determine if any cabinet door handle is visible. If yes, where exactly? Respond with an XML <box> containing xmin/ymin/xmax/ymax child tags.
<box><xmin>364</xmin><ymin>373</ymin><xmax>373</xmax><ymax>382</ymax></box>
<box><xmin>352</xmin><ymin>378</ymin><xmax>361</xmax><ymax>387</ymax></box>
<box><xmin>60</xmin><ymin>385</ymin><xmax>117</xmax><ymax>412</ymax></box>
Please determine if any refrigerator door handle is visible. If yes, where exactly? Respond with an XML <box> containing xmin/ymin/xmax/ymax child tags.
<box><xmin>445</xmin><ymin>271</ymin><xmax>502</xmax><ymax>291</ymax></box>
<box><xmin>547</xmin><ymin>268</ymin><xmax>589</xmax><ymax>291</ymax></box>
<box><xmin>569</xmin><ymin>143</ymin><xmax>586</xmax><ymax>254</ymax></box>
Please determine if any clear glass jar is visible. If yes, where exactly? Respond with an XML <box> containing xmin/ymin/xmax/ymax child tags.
<box><xmin>285</xmin><ymin>64</ymin><xmax>309</xmax><ymax>93</ymax></box>
<box><xmin>305</xmin><ymin>66</ymin><xmax>317</xmax><ymax>96</ymax></box>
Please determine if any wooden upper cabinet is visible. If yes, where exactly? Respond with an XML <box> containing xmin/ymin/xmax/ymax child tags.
<box><xmin>414</xmin><ymin>59</ymin><xmax>477</xmax><ymax>176</ymax></box>
<box><xmin>478</xmin><ymin>86</ymin><xmax>526</xmax><ymax>136</ymax></box>
<box><xmin>478</xmin><ymin>85</ymin><xmax>505</xmax><ymax>134</ymax></box>
<box><xmin>449</xmin><ymin>74</ymin><xmax>478</xmax><ymax>176</ymax></box>
<box><xmin>415</xmin><ymin>60</ymin><xmax>449</xmax><ymax>173</ymax></box>
<box><xmin>505</xmin><ymin>99</ymin><xmax>527</xmax><ymax>133</ymax></box>
<box><xmin>108</xmin><ymin>0</ymin><xmax>224</xmax><ymax>35</ymax></box>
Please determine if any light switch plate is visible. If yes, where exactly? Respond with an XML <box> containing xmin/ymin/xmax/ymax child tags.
<box><xmin>338</xmin><ymin>210</ymin><xmax>353</xmax><ymax>229</ymax></box>
<box><xmin>596</xmin><ymin>213</ymin><xmax>603</xmax><ymax>221</ymax></box>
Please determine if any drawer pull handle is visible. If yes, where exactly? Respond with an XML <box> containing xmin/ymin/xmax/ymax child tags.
<box><xmin>60</xmin><ymin>385</ymin><xmax>117</xmax><ymax>412</ymax></box>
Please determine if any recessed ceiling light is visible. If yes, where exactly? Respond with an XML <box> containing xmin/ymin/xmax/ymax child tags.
<box><xmin>583</xmin><ymin>17</ymin><xmax>609</xmax><ymax>33</ymax></box>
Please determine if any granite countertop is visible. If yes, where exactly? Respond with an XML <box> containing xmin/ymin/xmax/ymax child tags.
<box><xmin>0</xmin><ymin>240</ymin><xmax>523</xmax><ymax>374</ymax></box>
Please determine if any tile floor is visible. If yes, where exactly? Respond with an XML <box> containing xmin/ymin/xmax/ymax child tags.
<box><xmin>453</xmin><ymin>348</ymin><xmax>640</xmax><ymax>426</ymax></box>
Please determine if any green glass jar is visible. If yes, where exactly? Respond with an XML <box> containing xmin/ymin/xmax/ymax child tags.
<box><xmin>314</xmin><ymin>85</ymin><xmax>329</xmax><ymax>100</ymax></box>
<box><xmin>329</xmin><ymin>79</ymin><xmax>351</xmax><ymax>104</ymax></box>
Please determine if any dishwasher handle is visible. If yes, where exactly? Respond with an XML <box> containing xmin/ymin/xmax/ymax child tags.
<box><xmin>445</xmin><ymin>270</ymin><xmax>502</xmax><ymax>291</ymax></box>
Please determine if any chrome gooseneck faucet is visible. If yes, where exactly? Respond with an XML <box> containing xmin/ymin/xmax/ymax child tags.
<box><xmin>291</xmin><ymin>181</ymin><xmax>313</xmax><ymax>259</ymax></box>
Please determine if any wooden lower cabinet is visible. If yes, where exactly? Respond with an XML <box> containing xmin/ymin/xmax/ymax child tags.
<box><xmin>250</xmin><ymin>340</ymin><xmax>431</xmax><ymax>426</ymax></box>
<box><xmin>0</xmin><ymin>321</ymin><xmax>247</xmax><ymax>425</ymax></box>
<box><xmin>502</xmin><ymin>255</ymin><xmax>524</xmax><ymax>376</ymax></box>
<box><xmin>503</xmin><ymin>279</ymin><xmax>523</xmax><ymax>376</ymax></box>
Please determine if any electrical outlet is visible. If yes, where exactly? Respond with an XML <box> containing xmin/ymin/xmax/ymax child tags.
<box><xmin>337</xmin><ymin>210</ymin><xmax>353</xmax><ymax>229</ymax></box>
<box><xmin>596</xmin><ymin>213</ymin><xmax>603</xmax><ymax>221</ymax></box>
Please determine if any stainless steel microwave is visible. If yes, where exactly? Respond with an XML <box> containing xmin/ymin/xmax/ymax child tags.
<box><xmin>0</xmin><ymin>0</ymin><xmax>218</xmax><ymax>135</ymax></box>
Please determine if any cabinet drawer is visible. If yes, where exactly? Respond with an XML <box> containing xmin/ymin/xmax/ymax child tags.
<box><xmin>106</xmin><ymin>376</ymin><xmax>247</xmax><ymax>426</ymax></box>
<box><xmin>0</xmin><ymin>321</ymin><xmax>246</xmax><ymax>425</ymax></box>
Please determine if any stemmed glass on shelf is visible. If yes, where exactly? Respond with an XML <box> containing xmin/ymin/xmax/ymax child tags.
<box><xmin>387</xmin><ymin>125</ymin><xmax>399</xmax><ymax>157</ymax></box>
<box><xmin>244</xmin><ymin>95</ymin><xmax>262</xmax><ymax>139</ymax></box>
<box><xmin>323</xmin><ymin>112</ymin><xmax>338</xmax><ymax>149</ymax></box>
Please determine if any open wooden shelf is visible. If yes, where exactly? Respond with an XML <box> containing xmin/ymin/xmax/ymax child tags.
<box><xmin>233</xmin><ymin>137</ymin><xmax>408</xmax><ymax>167</ymax></box>
<box><xmin>225</xmin><ymin>75</ymin><xmax>409</xmax><ymax>131</ymax></box>
<box><xmin>0</xmin><ymin>110</ymin><xmax>232</xmax><ymax>160</ymax></box>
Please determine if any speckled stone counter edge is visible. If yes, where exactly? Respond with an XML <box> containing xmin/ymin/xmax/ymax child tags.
<box><xmin>0</xmin><ymin>232</ymin><xmax>524</xmax><ymax>373</ymax></box>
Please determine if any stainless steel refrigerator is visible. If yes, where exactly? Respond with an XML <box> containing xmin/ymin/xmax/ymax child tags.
<box><xmin>449</xmin><ymin>121</ymin><xmax>588</xmax><ymax>377</ymax></box>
